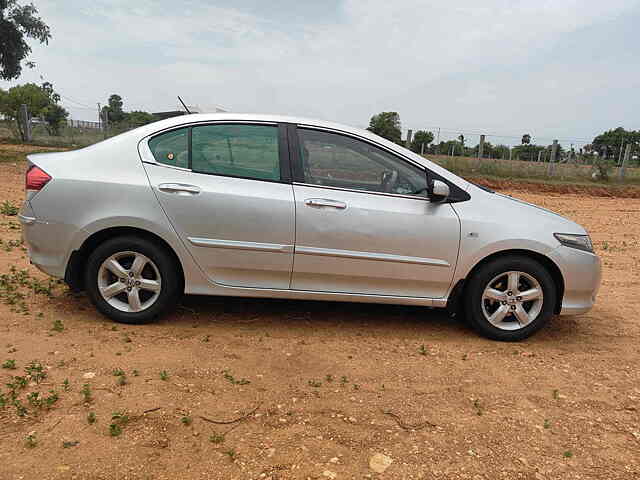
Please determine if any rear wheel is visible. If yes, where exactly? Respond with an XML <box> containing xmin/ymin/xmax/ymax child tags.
<box><xmin>85</xmin><ymin>236</ymin><xmax>181</xmax><ymax>324</ymax></box>
<box><xmin>464</xmin><ymin>256</ymin><xmax>556</xmax><ymax>341</ymax></box>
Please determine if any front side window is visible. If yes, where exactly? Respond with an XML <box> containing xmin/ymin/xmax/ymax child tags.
<box><xmin>191</xmin><ymin>124</ymin><xmax>280</xmax><ymax>181</ymax></box>
<box><xmin>148</xmin><ymin>127</ymin><xmax>189</xmax><ymax>168</ymax></box>
<box><xmin>297</xmin><ymin>128</ymin><xmax>428</xmax><ymax>196</ymax></box>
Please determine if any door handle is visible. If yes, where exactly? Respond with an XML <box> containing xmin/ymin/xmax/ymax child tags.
<box><xmin>304</xmin><ymin>198</ymin><xmax>347</xmax><ymax>209</ymax></box>
<box><xmin>158</xmin><ymin>183</ymin><xmax>201</xmax><ymax>195</ymax></box>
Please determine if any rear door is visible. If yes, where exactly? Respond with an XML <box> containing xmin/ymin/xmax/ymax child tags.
<box><xmin>141</xmin><ymin>122</ymin><xmax>295</xmax><ymax>289</ymax></box>
<box><xmin>290</xmin><ymin>126</ymin><xmax>460</xmax><ymax>298</ymax></box>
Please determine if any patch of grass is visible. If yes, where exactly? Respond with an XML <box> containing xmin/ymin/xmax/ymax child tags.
<box><xmin>419</xmin><ymin>344</ymin><xmax>428</xmax><ymax>356</ymax></box>
<box><xmin>563</xmin><ymin>450</ymin><xmax>573</xmax><ymax>458</ymax></box>
<box><xmin>62</xmin><ymin>379</ymin><xmax>70</xmax><ymax>391</ymax></box>
<box><xmin>0</xmin><ymin>200</ymin><xmax>18</xmax><ymax>216</ymax></box>
<box><xmin>544</xmin><ymin>419</ymin><xmax>551</xmax><ymax>429</ymax></box>
<box><xmin>109</xmin><ymin>411</ymin><xmax>129</xmax><ymax>436</ymax></box>
<box><xmin>325</xmin><ymin>374</ymin><xmax>334</xmax><ymax>383</ymax></box>
<box><xmin>87</xmin><ymin>412</ymin><xmax>96</xmax><ymax>424</ymax></box>
<box><xmin>308</xmin><ymin>379</ymin><xmax>322</xmax><ymax>388</ymax></box>
<box><xmin>44</xmin><ymin>390</ymin><xmax>58</xmax><ymax>407</ymax></box>
<box><xmin>223</xmin><ymin>448</ymin><xmax>237</xmax><ymax>461</ymax></box>
<box><xmin>81</xmin><ymin>383</ymin><xmax>92</xmax><ymax>403</ymax></box>
<box><xmin>209</xmin><ymin>433</ymin><xmax>225</xmax><ymax>444</ymax></box>
<box><xmin>473</xmin><ymin>399</ymin><xmax>483</xmax><ymax>416</ymax></box>
<box><xmin>552</xmin><ymin>389</ymin><xmax>560</xmax><ymax>400</ymax></box>
<box><xmin>159</xmin><ymin>370</ymin><xmax>169</xmax><ymax>381</ymax></box>
<box><xmin>1</xmin><ymin>359</ymin><xmax>16</xmax><ymax>369</ymax></box>
<box><xmin>25</xmin><ymin>433</ymin><xmax>37</xmax><ymax>448</ymax></box>
<box><xmin>25</xmin><ymin>361</ymin><xmax>46</xmax><ymax>383</ymax></box>
<box><xmin>52</xmin><ymin>319</ymin><xmax>64</xmax><ymax>332</ymax></box>
<box><xmin>223</xmin><ymin>369</ymin><xmax>249</xmax><ymax>385</ymax></box>
<box><xmin>109</xmin><ymin>423</ymin><xmax>122</xmax><ymax>437</ymax></box>
<box><xmin>181</xmin><ymin>416</ymin><xmax>192</xmax><ymax>426</ymax></box>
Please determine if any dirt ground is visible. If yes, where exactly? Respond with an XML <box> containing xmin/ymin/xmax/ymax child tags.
<box><xmin>0</xmin><ymin>152</ymin><xmax>639</xmax><ymax>480</ymax></box>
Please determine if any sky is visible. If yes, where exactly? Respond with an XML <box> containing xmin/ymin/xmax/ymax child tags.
<box><xmin>2</xmin><ymin>0</ymin><xmax>640</xmax><ymax>147</ymax></box>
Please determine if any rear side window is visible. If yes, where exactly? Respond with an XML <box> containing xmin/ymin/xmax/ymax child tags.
<box><xmin>148</xmin><ymin>127</ymin><xmax>189</xmax><ymax>168</ymax></box>
<box><xmin>191</xmin><ymin>124</ymin><xmax>280</xmax><ymax>181</ymax></box>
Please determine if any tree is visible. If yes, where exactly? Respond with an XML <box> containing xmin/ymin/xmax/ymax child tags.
<box><xmin>0</xmin><ymin>1</ymin><xmax>51</xmax><ymax>80</ymax></box>
<box><xmin>126</xmin><ymin>110</ymin><xmax>156</xmax><ymax>126</ymax></box>
<box><xmin>40</xmin><ymin>81</ymin><xmax>68</xmax><ymax>135</ymax></box>
<box><xmin>592</xmin><ymin>127</ymin><xmax>639</xmax><ymax>160</ymax></box>
<box><xmin>410</xmin><ymin>130</ymin><xmax>434</xmax><ymax>153</ymax></box>
<box><xmin>42</xmin><ymin>103</ymin><xmax>68</xmax><ymax>135</ymax></box>
<box><xmin>367</xmin><ymin>112</ymin><xmax>402</xmax><ymax>144</ymax></box>
<box><xmin>521</xmin><ymin>134</ymin><xmax>531</xmax><ymax>145</ymax></box>
<box><xmin>102</xmin><ymin>94</ymin><xmax>126</xmax><ymax>123</ymax></box>
<box><xmin>0</xmin><ymin>83</ymin><xmax>49</xmax><ymax>140</ymax></box>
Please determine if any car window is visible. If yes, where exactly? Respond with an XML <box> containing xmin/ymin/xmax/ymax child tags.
<box><xmin>191</xmin><ymin>124</ymin><xmax>280</xmax><ymax>181</ymax></box>
<box><xmin>148</xmin><ymin>127</ymin><xmax>189</xmax><ymax>168</ymax></box>
<box><xmin>297</xmin><ymin>128</ymin><xmax>428</xmax><ymax>196</ymax></box>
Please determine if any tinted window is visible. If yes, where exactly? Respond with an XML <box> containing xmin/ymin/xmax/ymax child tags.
<box><xmin>191</xmin><ymin>124</ymin><xmax>280</xmax><ymax>181</ymax></box>
<box><xmin>298</xmin><ymin>129</ymin><xmax>428</xmax><ymax>196</ymax></box>
<box><xmin>148</xmin><ymin>127</ymin><xmax>189</xmax><ymax>168</ymax></box>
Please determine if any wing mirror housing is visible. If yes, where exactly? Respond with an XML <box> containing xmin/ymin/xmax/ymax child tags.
<box><xmin>427</xmin><ymin>177</ymin><xmax>450</xmax><ymax>203</ymax></box>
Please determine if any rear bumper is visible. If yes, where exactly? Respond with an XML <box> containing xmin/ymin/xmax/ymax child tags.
<box><xmin>19</xmin><ymin>201</ymin><xmax>80</xmax><ymax>279</ymax></box>
<box><xmin>548</xmin><ymin>245</ymin><xmax>602</xmax><ymax>315</ymax></box>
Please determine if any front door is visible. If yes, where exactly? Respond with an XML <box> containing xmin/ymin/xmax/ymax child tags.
<box><xmin>141</xmin><ymin>122</ymin><xmax>295</xmax><ymax>289</ymax></box>
<box><xmin>290</xmin><ymin>127</ymin><xmax>460</xmax><ymax>298</ymax></box>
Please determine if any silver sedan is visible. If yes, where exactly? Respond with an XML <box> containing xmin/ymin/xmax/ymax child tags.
<box><xmin>19</xmin><ymin>114</ymin><xmax>601</xmax><ymax>340</ymax></box>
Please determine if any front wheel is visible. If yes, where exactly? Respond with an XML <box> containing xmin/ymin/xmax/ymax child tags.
<box><xmin>85</xmin><ymin>236</ymin><xmax>182</xmax><ymax>324</ymax></box>
<box><xmin>464</xmin><ymin>256</ymin><xmax>557</xmax><ymax>341</ymax></box>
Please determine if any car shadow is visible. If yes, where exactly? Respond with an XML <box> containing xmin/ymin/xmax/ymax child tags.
<box><xmin>174</xmin><ymin>294</ymin><xmax>468</xmax><ymax>338</ymax></box>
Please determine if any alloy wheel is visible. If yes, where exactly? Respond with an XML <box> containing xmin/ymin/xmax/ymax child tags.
<box><xmin>97</xmin><ymin>251</ymin><xmax>162</xmax><ymax>313</ymax></box>
<box><xmin>481</xmin><ymin>270</ymin><xmax>543</xmax><ymax>331</ymax></box>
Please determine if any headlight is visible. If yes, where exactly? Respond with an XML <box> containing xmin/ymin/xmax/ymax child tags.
<box><xmin>554</xmin><ymin>233</ymin><xmax>594</xmax><ymax>253</ymax></box>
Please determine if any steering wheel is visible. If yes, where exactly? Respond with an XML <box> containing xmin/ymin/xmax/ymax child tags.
<box><xmin>381</xmin><ymin>170</ymin><xmax>399</xmax><ymax>193</ymax></box>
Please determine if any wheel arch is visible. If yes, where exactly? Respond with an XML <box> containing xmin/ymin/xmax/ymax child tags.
<box><xmin>448</xmin><ymin>249</ymin><xmax>565</xmax><ymax>316</ymax></box>
<box><xmin>65</xmin><ymin>226</ymin><xmax>185</xmax><ymax>293</ymax></box>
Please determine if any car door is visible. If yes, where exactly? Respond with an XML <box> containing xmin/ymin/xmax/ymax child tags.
<box><xmin>290</xmin><ymin>126</ymin><xmax>460</xmax><ymax>298</ymax></box>
<box><xmin>141</xmin><ymin>122</ymin><xmax>295</xmax><ymax>289</ymax></box>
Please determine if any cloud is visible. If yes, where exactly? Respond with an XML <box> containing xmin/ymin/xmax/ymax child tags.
<box><xmin>2</xmin><ymin>0</ymin><xmax>639</xmax><ymax>144</ymax></box>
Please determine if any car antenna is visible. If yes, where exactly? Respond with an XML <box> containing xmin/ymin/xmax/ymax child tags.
<box><xmin>177</xmin><ymin>96</ymin><xmax>191</xmax><ymax>114</ymax></box>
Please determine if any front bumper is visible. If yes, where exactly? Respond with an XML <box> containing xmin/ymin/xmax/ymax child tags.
<box><xmin>548</xmin><ymin>245</ymin><xmax>602</xmax><ymax>315</ymax></box>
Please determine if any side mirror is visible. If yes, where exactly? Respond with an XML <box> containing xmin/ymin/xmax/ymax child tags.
<box><xmin>428</xmin><ymin>179</ymin><xmax>450</xmax><ymax>203</ymax></box>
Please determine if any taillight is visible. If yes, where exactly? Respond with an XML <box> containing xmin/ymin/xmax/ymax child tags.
<box><xmin>26</xmin><ymin>166</ymin><xmax>52</xmax><ymax>192</ymax></box>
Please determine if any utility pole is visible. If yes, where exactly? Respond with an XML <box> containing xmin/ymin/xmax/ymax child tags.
<box><xmin>478</xmin><ymin>135</ymin><xmax>485</xmax><ymax>159</ymax></box>
<box><xmin>19</xmin><ymin>104</ymin><xmax>32</xmax><ymax>142</ymax></box>
<box><xmin>97</xmin><ymin>103</ymin><xmax>101</xmax><ymax>127</ymax></box>
<box><xmin>617</xmin><ymin>138</ymin><xmax>624</xmax><ymax>166</ymax></box>
<box><xmin>618</xmin><ymin>143</ymin><xmax>631</xmax><ymax>180</ymax></box>
<box><xmin>405</xmin><ymin>129</ymin><xmax>413</xmax><ymax>149</ymax></box>
<box><xmin>420</xmin><ymin>143</ymin><xmax>425</xmax><ymax>155</ymax></box>
<box><xmin>547</xmin><ymin>140</ymin><xmax>558</xmax><ymax>176</ymax></box>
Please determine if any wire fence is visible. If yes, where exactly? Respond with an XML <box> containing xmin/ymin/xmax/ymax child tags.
<box><xmin>2</xmin><ymin>114</ymin><xmax>639</xmax><ymax>184</ymax></box>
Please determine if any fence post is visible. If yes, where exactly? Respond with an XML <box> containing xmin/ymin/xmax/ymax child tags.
<box><xmin>19</xmin><ymin>104</ymin><xmax>33</xmax><ymax>142</ymax></box>
<box><xmin>547</xmin><ymin>140</ymin><xmax>558</xmax><ymax>176</ymax></box>
<box><xmin>405</xmin><ymin>129</ymin><xmax>413</xmax><ymax>149</ymax></box>
<box><xmin>537</xmin><ymin>151</ymin><xmax>542</xmax><ymax>162</ymax></box>
<box><xmin>478</xmin><ymin>134</ymin><xmax>485</xmax><ymax>158</ymax></box>
<box><xmin>618</xmin><ymin>144</ymin><xmax>631</xmax><ymax>180</ymax></box>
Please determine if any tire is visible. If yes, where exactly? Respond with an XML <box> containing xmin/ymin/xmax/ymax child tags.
<box><xmin>85</xmin><ymin>236</ymin><xmax>182</xmax><ymax>324</ymax></box>
<box><xmin>464</xmin><ymin>255</ymin><xmax>556</xmax><ymax>341</ymax></box>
